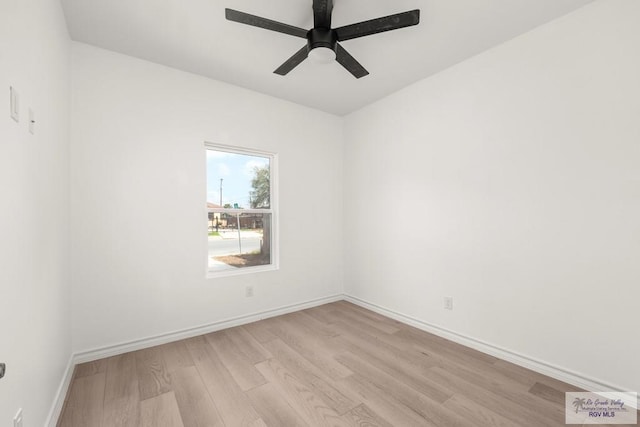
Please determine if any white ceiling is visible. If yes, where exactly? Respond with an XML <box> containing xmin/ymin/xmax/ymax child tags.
<box><xmin>61</xmin><ymin>0</ymin><xmax>593</xmax><ymax>115</ymax></box>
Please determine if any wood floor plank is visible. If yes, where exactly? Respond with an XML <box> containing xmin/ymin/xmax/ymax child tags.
<box><xmin>329</xmin><ymin>310</ymin><xmax>444</xmax><ymax>365</ymax></box>
<box><xmin>425</xmin><ymin>353</ymin><xmax>538</xmax><ymax>396</ymax></box>
<box><xmin>102</xmin><ymin>396</ymin><xmax>140</xmax><ymax>427</ymax></box>
<box><xmin>336</xmin><ymin>352</ymin><xmax>474</xmax><ymax>427</ymax></box>
<box><xmin>140</xmin><ymin>392</ymin><xmax>185</xmax><ymax>427</ymax></box>
<box><xmin>262</xmin><ymin>338</ymin><xmax>358</xmax><ymax>415</ymax></box>
<box><xmin>171</xmin><ymin>366</ymin><xmax>224</xmax><ymax>427</ymax></box>
<box><xmin>73</xmin><ymin>359</ymin><xmax>107</xmax><ymax>379</ymax></box>
<box><xmin>303</xmin><ymin>304</ymin><xmax>339</xmax><ymax>325</ymax></box>
<box><xmin>333</xmin><ymin>301</ymin><xmax>404</xmax><ymax>330</ymax></box>
<box><xmin>330</xmin><ymin>319</ymin><xmax>435</xmax><ymax>377</ymax></box>
<box><xmin>205</xmin><ymin>330</ymin><xmax>267</xmax><ymax>391</ymax></box>
<box><xmin>493</xmin><ymin>360</ymin><xmax>584</xmax><ymax>395</ymax></box>
<box><xmin>103</xmin><ymin>353</ymin><xmax>140</xmax><ymax>427</ymax></box>
<box><xmin>338</xmin><ymin>374</ymin><xmax>437</xmax><ymax>427</ymax></box>
<box><xmin>328</xmin><ymin>304</ymin><xmax>400</xmax><ymax>335</ymax></box>
<box><xmin>394</xmin><ymin>327</ymin><xmax>498</xmax><ymax>369</ymax></box>
<box><xmin>268</xmin><ymin>315</ymin><xmax>353</xmax><ymax>380</ymax></box>
<box><xmin>255</xmin><ymin>358</ymin><xmax>352</xmax><ymax>427</ymax></box>
<box><xmin>491</xmin><ymin>359</ymin><xmax>544</xmax><ymax>388</ymax></box>
<box><xmin>342</xmin><ymin>404</ymin><xmax>393</xmax><ymax>427</ymax></box>
<box><xmin>246</xmin><ymin>382</ymin><xmax>309</xmax><ymax>427</ymax></box>
<box><xmin>332</xmin><ymin>334</ymin><xmax>453</xmax><ymax>404</ymax></box>
<box><xmin>328</xmin><ymin>309</ymin><xmax>401</xmax><ymax>345</ymax></box>
<box><xmin>247</xmin><ymin>418</ymin><xmax>269</xmax><ymax>427</ymax></box>
<box><xmin>391</xmin><ymin>331</ymin><xmax>536</xmax><ymax>399</ymax></box>
<box><xmin>57</xmin><ymin>372</ymin><xmax>106</xmax><ymax>427</ymax></box>
<box><xmin>185</xmin><ymin>335</ymin><xmax>262</xmax><ymax>426</ymax></box>
<box><xmin>532</xmin><ymin>372</ymin><xmax>586</xmax><ymax>395</ymax></box>
<box><xmin>434</xmin><ymin>360</ymin><xmax>568</xmax><ymax>419</ymax></box>
<box><xmin>394</xmin><ymin>326</ymin><xmax>499</xmax><ymax>366</ymax></box>
<box><xmin>426</xmin><ymin>366</ymin><xmax>562</xmax><ymax>427</ymax></box>
<box><xmin>160</xmin><ymin>340</ymin><xmax>195</xmax><ymax>373</ymax></box>
<box><xmin>444</xmin><ymin>393</ymin><xmax>524</xmax><ymax>427</ymax></box>
<box><xmin>529</xmin><ymin>381</ymin><xmax>566</xmax><ymax>405</ymax></box>
<box><xmin>136</xmin><ymin>346</ymin><xmax>172</xmax><ymax>400</ymax></box>
<box><xmin>289</xmin><ymin>310</ymin><xmax>341</xmax><ymax>338</ymax></box>
<box><xmin>243</xmin><ymin>318</ymin><xmax>279</xmax><ymax>343</ymax></box>
<box><xmin>227</xmin><ymin>326</ymin><xmax>272</xmax><ymax>364</ymax></box>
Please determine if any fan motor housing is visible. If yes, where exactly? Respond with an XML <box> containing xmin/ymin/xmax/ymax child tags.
<box><xmin>307</xmin><ymin>28</ymin><xmax>337</xmax><ymax>53</ymax></box>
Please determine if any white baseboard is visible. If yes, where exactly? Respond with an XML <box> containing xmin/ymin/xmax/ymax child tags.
<box><xmin>46</xmin><ymin>355</ymin><xmax>75</xmax><ymax>427</ymax></box>
<box><xmin>344</xmin><ymin>294</ymin><xmax>638</xmax><ymax>410</ymax></box>
<box><xmin>73</xmin><ymin>294</ymin><xmax>342</xmax><ymax>364</ymax></box>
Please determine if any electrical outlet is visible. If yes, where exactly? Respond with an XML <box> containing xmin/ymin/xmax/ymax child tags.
<box><xmin>245</xmin><ymin>286</ymin><xmax>254</xmax><ymax>297</ymax></box>
<box><xmin>444</xmin><ymin>296</ymin><xmax>454</xmax><ymax>310</ymax></box>
<box><xmin>10</xmin><ymin>86</ymin><xmax>19</xmax><ymax>122</ymax></box>
<box><xmin>14</xmin><ymin>408</ymin><xmax>23</xmax><ymax>427</ymax></box>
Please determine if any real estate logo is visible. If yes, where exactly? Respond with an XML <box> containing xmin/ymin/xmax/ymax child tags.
<box><xmin>565</xmin><ymin>392</ymin><xmax>637</xmax><ymax>424</ymax></box>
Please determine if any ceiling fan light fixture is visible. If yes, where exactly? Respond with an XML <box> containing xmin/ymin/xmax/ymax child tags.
<box><xmin>225</xmin><ymin>2</ymin><xmax>420</xmax><ymax>78</ymax></box>
<box><xmin>308</xmin><ymin>46</ymin><xmax>336</xmax><ymax>64</ymax></box>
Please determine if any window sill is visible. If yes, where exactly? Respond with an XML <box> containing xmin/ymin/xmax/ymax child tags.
<box><xmin>206</xmin><ymin>263</ymin><xmax>278</xmax><ymax>279</ymax></box>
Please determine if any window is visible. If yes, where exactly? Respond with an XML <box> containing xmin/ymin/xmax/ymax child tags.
<box><xmin>206</xmin><ymin>143</ymin><xmax>277</xmax><ymax>276</ymax></box>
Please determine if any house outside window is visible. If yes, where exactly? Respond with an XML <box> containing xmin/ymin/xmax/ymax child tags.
<box><xmin>206</xmin><ymin>143</ymin><xmax>277</xmax><ymax>276</ymax></box>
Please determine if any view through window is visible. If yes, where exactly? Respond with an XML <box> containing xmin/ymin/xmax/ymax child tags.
<box><xmin>206</xmin><ymin>145</ymin><xmax>275</xmax><ymax>274</ymax></box>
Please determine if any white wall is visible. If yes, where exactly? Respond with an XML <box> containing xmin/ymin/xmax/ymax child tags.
<box><xmin>0</xmin><ymin>0</ymin><xmax>71</xmax><ymax>425</ymax></box>
<box><xmin>344</xmin><ymin>0</ymin><xmax>639</xmax><ymax>394</ymax></box>
<box><xmin>70</xmin><ymin>43</ymin><xmax>344</xmax><ymax>353</ymax></box>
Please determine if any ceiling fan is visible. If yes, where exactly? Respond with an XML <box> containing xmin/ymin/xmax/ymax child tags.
<box><xmin>225</xmin><ymin>0</ymin><xmax>420</xmax><ymax>78</ymax></box>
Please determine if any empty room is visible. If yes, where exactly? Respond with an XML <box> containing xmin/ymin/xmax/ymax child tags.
<box><xmin>1</xmin><ymin>0</ymin><xmax>638</xmax><ymax>426</ymax></box>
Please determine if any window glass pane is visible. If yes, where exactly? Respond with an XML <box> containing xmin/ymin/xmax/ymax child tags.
<box><xmin>206</xmin><ymin>150</ymin><xmax>270</xmax><ymax>209</ymax></box>
<box><xmin>206</xmin><ymin>146</ymin><xmax>274</xmax><ymax>274</ymax></box>
<box><xmin>208</xmin><ymin>212</ymin><xmax>272</xmax><ymax>271</ymax></box>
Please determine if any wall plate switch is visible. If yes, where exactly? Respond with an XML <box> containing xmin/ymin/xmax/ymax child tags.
<box><xmin>10</xmin><ymin>87</ymin><xmax>19</xmax><ymax>122</ymax></box>
<box><xmin>444</xmin><ymin>296</ymin><xmax>454</xmax><ymax>310</ymax></box>
<box><xmin>245</xmin><ymin>286</ymin><xmax>254</xmax><ymax>297</ymax></box>
<box><xmin>14</xmin><ymin>408</ymin><xmax>23</xmax><ymax>427</ymax></box>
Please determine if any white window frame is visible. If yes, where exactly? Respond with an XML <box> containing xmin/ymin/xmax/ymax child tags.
<box><xmin>205</xmin><ymin>142</ymin><xmax>278</xmax><ymax>278</ymax></box>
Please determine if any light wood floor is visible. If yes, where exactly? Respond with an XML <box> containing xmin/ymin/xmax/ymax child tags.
<box><xmin>58</xmin><ymin>301</ymin><xmax>638</xmax><ymax>426</ymax></box>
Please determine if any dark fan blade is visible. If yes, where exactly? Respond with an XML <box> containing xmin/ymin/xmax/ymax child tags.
<box><xmin>274</xmin><ymin>45</ymin><xmax>309</xmax><ymax>75</ymax></box>
<box><xmin>335</xmin><ymin>9</ymin><xmax>420</xmax><ymax>42</ymax></box>
<box><xmin>312</xmin><ymin>0</ymin><xmax>333</xmax><ymax>28</ymax></box>
<box><xmin>225</xmin><ymin>9</ymin><xmax>307</xmax><ymax>38</ymax></box>
<box><xmin>335</xmin><ymin>44</ymin><xmax>369</xmax><ymax>79</ymax></box>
